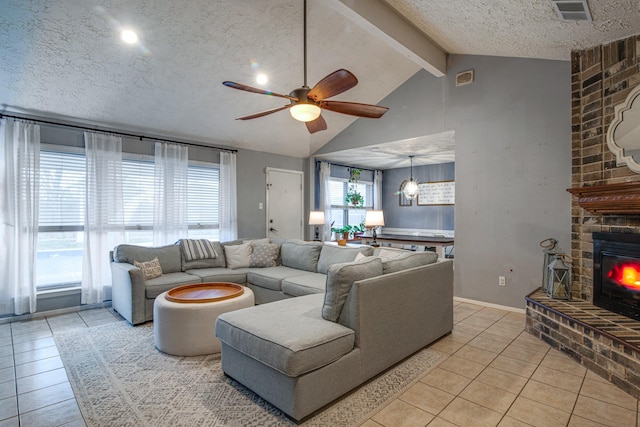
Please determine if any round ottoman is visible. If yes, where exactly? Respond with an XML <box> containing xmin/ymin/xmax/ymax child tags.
<box><xmin>153</xmin><ymin>285</ymin><xmax>254</xmax><ymax>356</ymax></box>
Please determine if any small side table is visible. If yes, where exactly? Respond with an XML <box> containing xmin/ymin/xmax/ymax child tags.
<box><xmin>154</xmin><ymin>283</ymin><xmax>255</xmax><ymax>356</ymax></box>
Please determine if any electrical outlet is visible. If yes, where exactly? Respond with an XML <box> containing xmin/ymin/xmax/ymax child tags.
<box><xmin>499</xmin><ymin>276</ymin><xmax>506</xmax><ymax>287</ymax></box>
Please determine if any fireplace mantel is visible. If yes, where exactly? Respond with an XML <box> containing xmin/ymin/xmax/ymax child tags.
<box><xmin>567</xmin><ymin>181</ymin><xmax>640</xmax><ymax>214</ymax></box>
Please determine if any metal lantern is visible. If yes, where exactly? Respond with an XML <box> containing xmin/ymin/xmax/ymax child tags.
<box><xmin>546</xmin><ymin>254</ymin><xmax>572</xmax><ymax>300</ymax></box>
<box><xmin>540</xmin><ymin>238</ymin><xmax>564</xmax><ymax>291</ymax></box>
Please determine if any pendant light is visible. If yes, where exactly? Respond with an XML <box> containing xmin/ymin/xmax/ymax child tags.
<box><xmin>401</xmin><ymin>155</ymin><xmax>419</xmax><ymax>200</ymax></box>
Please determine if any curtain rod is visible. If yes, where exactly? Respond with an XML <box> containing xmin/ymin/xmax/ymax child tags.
<box><xmin>316</xmin><ymin>159</ymin><xmax>377</xmax><ymax>173</ymax></box>
<box><xmin>0</xmin><ymin>113</ymin><xmax>238</xmax><ymax>153</ymax></box>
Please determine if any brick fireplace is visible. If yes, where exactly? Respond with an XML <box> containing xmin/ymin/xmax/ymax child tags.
<box><xmin>526</xmin><ymin>34</ymin><xmax>640</xmax><ymax>398</ymax></box>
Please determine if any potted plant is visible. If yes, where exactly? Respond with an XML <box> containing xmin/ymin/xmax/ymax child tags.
<box><xmin>353</xmin><ymin>222</ymin><xmax>366</xmax><ymax>238</ymax></box>
<box><xmin>346</xmin><ymin>168</ymin><xmax>364</xmax><ymax>208</ymax></box>
<box><xmin>345</xmin><ymin>188</ymin><xmax>364</xmax><ymax>207</ymax></box>
<box><xmin>331</xmin><ymin>225</ymin><xmax>351</xmax><ymax>246</ymax></box>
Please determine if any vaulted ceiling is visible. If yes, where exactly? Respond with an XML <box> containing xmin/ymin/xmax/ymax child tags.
<box><xmin>2</xmin><ymin>0</ymin><xmax>640</xmax><ymax>163</ymax></box>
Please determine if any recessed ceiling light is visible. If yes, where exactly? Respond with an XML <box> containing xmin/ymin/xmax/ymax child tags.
<box><xmin>256</xmin><ymin>74</ymin><xmax>268</xmax><ymax>85</ymax></box>
<box><xmin>121</xmin><ymin>29</ymin><xmax>139</xmax><ymax>44</ymax></box>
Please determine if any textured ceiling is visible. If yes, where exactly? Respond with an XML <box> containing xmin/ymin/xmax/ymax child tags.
<box><xmin>1</xmin><ymin>0</ymin><xmax>640</xmax><ymax>165</ymax></box>
<box><xmin>387</xmin><ymin>0</ymin><xmax>640</xmax><ymax>61</ymax></box>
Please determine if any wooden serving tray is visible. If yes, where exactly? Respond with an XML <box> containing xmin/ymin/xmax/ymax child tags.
<box><xmin>165</xmin><ymin>282</ymin><xmax>244</xmax><ymax>303</ymax></box>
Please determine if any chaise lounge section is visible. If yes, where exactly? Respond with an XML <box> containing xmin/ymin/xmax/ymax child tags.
<box><xmin>216</xmin><ymin>257</ymin><xmax>454</xmax><ymax>421</ymax></box>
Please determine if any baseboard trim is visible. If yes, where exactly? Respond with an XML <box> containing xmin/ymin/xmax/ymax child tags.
<box><xmin>0</xmin><ymin>301</ymin><xmax>111</xmax><ymax>325</ymax></box>
<box><xmin>454</xmin><ymin>296</ymin><xmax>526</xmax><ymax>314</ymax></box>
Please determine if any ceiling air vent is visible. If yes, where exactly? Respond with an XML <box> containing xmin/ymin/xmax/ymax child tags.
<box><xmin>551</xmin><ymin>0</ymin><xmax>592</xmax><ymax>21</ymax></box>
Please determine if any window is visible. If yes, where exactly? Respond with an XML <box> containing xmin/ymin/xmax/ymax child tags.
<box><xmin>37</xmin><ymin>149</ymin><xmax>86</xmax><ymax>288</ymax></box>
<box><xmin>329</xmin><ymin>178</ymin><xmax>373</xmax><ymax>230</ymax></box>
<box><xmin>35</xmin><ymin>146</ymin><xmax>221</xmax><ymax>289</ymax></box>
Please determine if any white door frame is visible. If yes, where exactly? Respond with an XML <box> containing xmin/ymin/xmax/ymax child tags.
<box><xmin>265</xmin><ymin>167</ymin><xmax>304</xmax><ymax>240</ymax></box>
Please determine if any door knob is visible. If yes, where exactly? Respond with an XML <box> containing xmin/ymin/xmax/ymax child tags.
<box><xmin>270</xmin><ymin>227</ymin><xmax>278</xmax><ymax>232</ymax></box>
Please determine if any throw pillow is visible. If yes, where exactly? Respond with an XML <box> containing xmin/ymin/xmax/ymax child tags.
<box><xmin>354</xmin><ymin>252</ymin><xmax>367</xmax><ymax>261</ymax></box>
<box><xmin>377</xmin><ymin>248</ymin><xmax>403</xmax><ymax>259</ymax></box>
<box><xmin>249</xmin><ymin>242</ymin><xmax>280</xmax><ymax>268</ymax></box>
<box><xmin>178</xmin><ymin>239</ymin><xmax>218</xmax><ymax>261</ymax></box>
<box><xmin>322</xmin><ymin>257</ymin><xmax>383</xmax><ymax>322</ymax></box>
<box><xmin>133</xmin><ymin>257</ymin><xmax>163</xmax><ymax>280</ymax></box>
<box><xmin>224</xmin><ymin>242</ymin><xmax>253</xmax><ymax>269</ymax></box>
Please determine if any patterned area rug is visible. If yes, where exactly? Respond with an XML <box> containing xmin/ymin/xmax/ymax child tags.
<box><xmin>55</xmin><ymin>321</ymin><xmax>445</xmax><ymax>427</ymax></box>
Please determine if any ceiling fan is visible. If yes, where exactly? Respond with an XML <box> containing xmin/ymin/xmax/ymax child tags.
<box><xmin>222</xmin><ymin>0</ymin><xmax>389</xmax><ymax>134</ymax></box>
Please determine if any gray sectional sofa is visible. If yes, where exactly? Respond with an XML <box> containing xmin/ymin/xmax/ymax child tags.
<box><xmin>110</xmin><ymin>238</ymin><xmax>454</xmax><ymax>422</ymax></box>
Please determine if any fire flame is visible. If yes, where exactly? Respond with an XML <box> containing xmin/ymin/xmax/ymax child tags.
<box><xmin>608</xmin><ymin>263</ymin><xmax>640</xmax><ymax>291</ymax></box>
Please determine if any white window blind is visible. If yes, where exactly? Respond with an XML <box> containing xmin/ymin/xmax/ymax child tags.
<box><xmin>122</xmin><ymin>159</ymin><xmax>154</xmax><ymax>228</ymax></box>
<box><xmin>39</xmin><ymin>150</ymin><xmax>86</xmax><ymax>229</ymax></box>
<box><xmin>188</xmin><ymin>165</ymin><xmax>220</xmax><ymax>228</ymax></box>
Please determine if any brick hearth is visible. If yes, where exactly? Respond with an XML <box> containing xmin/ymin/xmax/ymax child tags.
<box><xmin>526</xmin><ymin>290</ymin><xmax>640</xmax><ymax>398</ymax></box>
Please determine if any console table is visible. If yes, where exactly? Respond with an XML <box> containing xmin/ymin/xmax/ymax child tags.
<box><xmin>359</xmin><ymin>234</ymin><xmax>454</xmax><ymax>257</ymax></box>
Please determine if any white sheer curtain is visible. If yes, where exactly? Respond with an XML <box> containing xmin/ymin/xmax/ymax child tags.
<box><xmin>153</xmin><ymin>142</ymin><xmax>188</xmax><ymax>245</ymax></box>
<box><xmin>319</xmin><ymin>162</ymin><xmax>332</xmax><ymax>241</ymax></box>
<box><xmin>0</xmin><ymin>119</ymin><xmax>40</xmax><ymax>315</ymax></box>
<box><xmin>373</xmin><ymin>169</ymin><xmax>383</xmax><ymax>209</ymax></box>
<box><xmin>219</xmin><ymin>151</ymin><xmax>237</xmax><ymax>241</ymax></box>
<box><xmin>82</xmin><ymin>132</ymin><xmax>124</xmax><ymax>304</ymax></box>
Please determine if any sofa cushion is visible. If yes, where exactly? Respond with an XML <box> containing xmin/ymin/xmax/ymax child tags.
<box><xmin>322</xmin><ymin>257</ymin><xmax>383</xmax><ymax>322</ymax></box>
<box><xmin>281</xmin><ymin>272</ymin><xmax>326</xmax><ymax>296</ymax></box>
<box><xmin>280</xmin><ymin>241</ymin><xmax>322</xmax><ymax>272</ymax></box>
<box><xmin>249</xmin><ymin>242</ymin><xmax>280</xmax><ymax>268</ymax></box>
<box><xmin>133</xmin><ymin>257</ymin><xmax>163</xmax><ymax>280</ymax></box>
<box><xmin>216</xmin><ymin>294</ymin><xmax>355</xmax><ymax>377</ymax></box>
<box><xmin>185</xmin><ymin>268</ymin><xmax>248</xmax><ymax>284</ymax></box>
<box><xmin>144</xmin><ymin>272</ymin><xmax>201</xmax><ymax>299</ymax></box>
<box><xmin>374</xmin><ymin>248</ymin><xmax>438</xmax><ymax>274</ymax></box>
<box><xmin>113</xmin><ymin>244</ymin><xmax>182</xmax><ymax>274</ymax></box>
<box><xmin>316</xmin><ymin>245</ymin><xmax>374</xmax><ymax>274</ymax></box>
<box><xmin>247</xmin><ymin>266</ymin><xmax>303</xmax><ymax>291</ymax></box>
<box><xmin>224</xmin><ymin>242</ymin><xmax>253</xmax><ymax>269</ymax></box>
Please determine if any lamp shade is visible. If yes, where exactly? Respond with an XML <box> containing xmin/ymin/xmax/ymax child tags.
<box><xmin>290</xmin><ymin>103</ymin><xmax>321</xmax><ymax>122</ymax></box>
<box><xmin>364</xmin><ymin>210</ymin><xmax>385</xmax><ymax>227</ymax></box>
<box><xmin>308</xmin><ymin>211</ymin><xmax>325</xmax><ymax>225</ymax></box>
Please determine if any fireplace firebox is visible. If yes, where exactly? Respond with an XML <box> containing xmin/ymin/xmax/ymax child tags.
<box><xmin>593</xmin><ymin>232</ymin><xmax>640</xmax><ymax>320</ymax></box>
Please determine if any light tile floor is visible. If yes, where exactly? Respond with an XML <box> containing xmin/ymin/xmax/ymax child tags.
<box><xmin>364</xmin><ymin>301</ymin><xmax>640</xmax><ymax>427</ymax></box>
<box><xmin>0</xmin><ymin>301</ymin><xmax>638</xmax><ymax>427</ymax></box>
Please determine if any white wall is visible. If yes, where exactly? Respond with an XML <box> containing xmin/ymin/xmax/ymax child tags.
<box><xmin>315</xmin><ymin>54</ymin><xmax>572</xmax><ymax>309</ymax></box>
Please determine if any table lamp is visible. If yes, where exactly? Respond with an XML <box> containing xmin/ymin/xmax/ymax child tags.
<box><xmin>364</xmin><ymin>210</ymin><xmax>385</xmax><ymax>247</ymax></box>
<box><xmin>308</xmin><ymin>211</ymin><xmax>325</xmax><ymax>241</ymax></box>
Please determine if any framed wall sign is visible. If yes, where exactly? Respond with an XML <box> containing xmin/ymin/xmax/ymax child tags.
<box><xmin>417</xmin><ymin>181</ymin><xmax>455</xmax><ymax>206</ymax></box>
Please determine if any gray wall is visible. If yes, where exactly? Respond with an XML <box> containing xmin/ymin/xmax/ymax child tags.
<box><xmin>236</xmin><ymin>148</ymin><xmax>305</xmax><ymax>238</ymax></box>
<box><xmin>316</xmin><ymin>55</ymin><xmax>572</xmax><ymax>309</ymax></box>
<box><xmin>382</xmin><ymin>162</ymin><xmax>454</xmax><ymax>230</ymax></box>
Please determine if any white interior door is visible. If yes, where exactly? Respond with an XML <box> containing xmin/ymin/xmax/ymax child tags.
<box><xmin>266</xmin><ymin>168</ymin><xmax>303</xmax><ymax>240</ymax></box>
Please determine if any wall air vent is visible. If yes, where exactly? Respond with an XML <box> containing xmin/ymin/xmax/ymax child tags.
<box><xmin>551</xmin><ymin>0</ymin><xmax>592</xmax><ymax>21</ymax></box>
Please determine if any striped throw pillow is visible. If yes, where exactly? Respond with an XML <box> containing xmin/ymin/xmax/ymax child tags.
<box><xmin>179</xmin><ymin>239</ymin><xmax>218</xmax><ymax>261</ymax></box>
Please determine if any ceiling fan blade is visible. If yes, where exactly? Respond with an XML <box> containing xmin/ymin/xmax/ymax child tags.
<box><xmin>223</xmin><ymin>81</ymin><xmax>298</xmax><ymax>101</ymax></box>
<box><xmin>305</xmin><ymin>115</ymin><xmax>327</xmax><ymax>134</ymax></box>
<box><xmin>319</xmin><ymin>100</ymin><xmax>389</xmax><ymax>118</ymax></box>
<box><xmin>308</xmin><ymin>69</ymin><xmax>358</xmax><ymax>101</ymax></box>
<box><xmin>236</xmin><ymin>105</ymin><xmax>292</xmax><ymax>120</ymax></box>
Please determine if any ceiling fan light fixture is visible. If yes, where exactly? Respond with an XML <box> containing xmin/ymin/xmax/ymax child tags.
<box><xmin>290</xmin><ymin>103</ymin><xmax>321</xmax><ymax>122</ymax></box>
